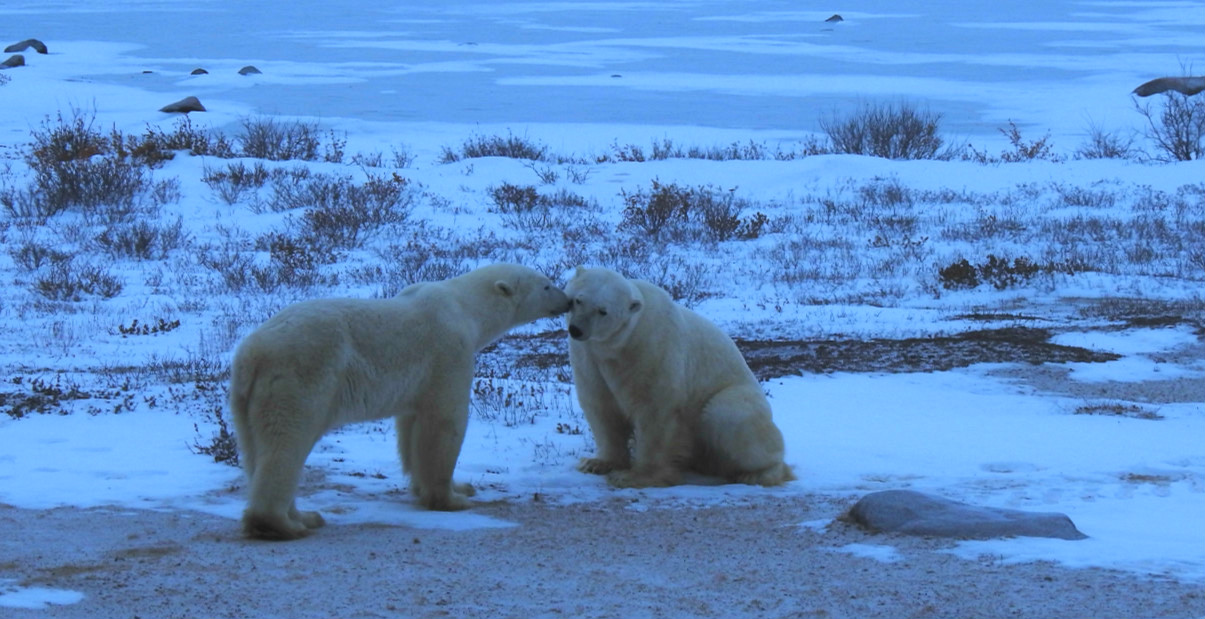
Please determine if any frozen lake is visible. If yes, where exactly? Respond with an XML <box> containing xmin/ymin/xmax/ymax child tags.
<box><xmin>5</xmin><ymin>0</ymin><xmax>1200</xmax><ymax>138</ymax></box>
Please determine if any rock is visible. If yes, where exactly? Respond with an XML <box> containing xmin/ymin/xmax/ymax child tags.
<box><xmin>238</xmin><ymin>65</ymin><xmax>262</xmax><ymax>75</ymax></box>
<box><xmin>825</xmin><ymin>14</ymin><xmax>844</xmax><ymax>23</ymax></box>
<box><xmin>159</xmin><ymin>96</ymin><xmax>206</xmax><ymax>113</ymax></box>
<box><xmin>1</xmin><ymin>54</ymin><xmax>24</xmax><ymax>69</ymax></box>
<box><xmin>191</xmin><ymin>68</ymin><xmax>208</xmax><ymax>75</ymax></box>
<box><xmin>4</xmin><ymin>39</ymin><xmax>47</xmax><ymax>54</ymax></box>
<box><xmin>1133</xmin><ymin>76</ymin><xmax>1205</xmax><ymax>97</ymax></box>
<box><xmin>844</xmin><ymin>490</ymin><xmax>1087</xmax><ymax>540</ymax></box>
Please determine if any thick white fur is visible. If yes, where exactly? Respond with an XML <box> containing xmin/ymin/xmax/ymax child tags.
<box><xmin>565</xmin><ymin>266</ymin><xmax>794</xmax><ymax>489</ymax></box>
<box><xmin>229</xmin><ymin>263</ymin><xmax>569</xmax><ymax>540</ymax></box>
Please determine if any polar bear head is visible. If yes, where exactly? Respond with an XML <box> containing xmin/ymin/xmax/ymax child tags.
<box><xmin>479</xmin><ymin>263</ymin><xmax>571</xmax><ymax>324</ymax></box>
<box><xmin>564</xmin><ymin>266</ymin><xmax>644</xmax><ymax>343</ymax></box>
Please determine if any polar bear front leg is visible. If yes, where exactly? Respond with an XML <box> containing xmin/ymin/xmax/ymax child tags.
<box><xmin>578</xmin><ymin>399</ymin><xmax>632</xmax><ymax>475</ymax></box>
<box><xmin>572</xmin><ymin>356</ymin><xmax>632</xmax><ymax>475</ymax></box>
<box><xmin>404</xmin><ymin>390</ymin><xmax>475</xmax><ymax>511</ymax></box>
<box><xmin>607</xmin><ymin>408</ymin><xmax>688</xmax><ymax>488</ymax></box>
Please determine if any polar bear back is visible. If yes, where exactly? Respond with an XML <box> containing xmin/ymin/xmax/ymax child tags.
<box><xmin>625</xmin><ymin>279</ymin><xmax>760</xmax><ymax>402</ymax></box>
<box><xmin>234</xmin><ymin>293</ymin><xmax>467</xmax><ymax>428</ymax></box>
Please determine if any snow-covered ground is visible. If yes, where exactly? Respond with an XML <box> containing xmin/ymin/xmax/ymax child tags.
<box><xmin>2</xmin><ymin>0</ymin><xmax>1204</xmax><ymax>610</ymax></box>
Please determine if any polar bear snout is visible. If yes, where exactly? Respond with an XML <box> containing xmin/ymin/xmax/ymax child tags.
<box><xmin>568</xmin><ymin>324</ymin><xmax>586</xmax><ymax>340</ymax></box>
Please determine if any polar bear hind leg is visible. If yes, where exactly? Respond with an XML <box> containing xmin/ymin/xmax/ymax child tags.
<box><xmin>237</xmin><ymin>386</ymin><xmax>328</xmax><ymax>540</ymax></box>
<box><xmin>697</xmin><ymin>385</ymin><xmax>795</xmax><ymax>486</ymax></box>
<box><xmin>242</xmin><ymin>440</ymin><xmax>326</xmax><ymax>540</ymax></box>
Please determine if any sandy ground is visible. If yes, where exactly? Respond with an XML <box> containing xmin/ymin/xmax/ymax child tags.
<box><xmin>2</xmin><ymin>495</ymin><xmax>1204</xmax><ymax>619</ymax></box>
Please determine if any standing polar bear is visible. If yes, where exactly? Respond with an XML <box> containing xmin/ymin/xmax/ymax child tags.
<box><xmin>565</xmin><ymin>266</ymin><xmax>794</xmax><ymax>488</ymax></box>
<box><xmin>229</xmin><ymin>263</ymin><xmax>570</xmax><ymax>540</ymax></box>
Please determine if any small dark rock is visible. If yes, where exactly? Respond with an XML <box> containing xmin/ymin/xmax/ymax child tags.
<box><xmin>825</xmin><ymin>14</ymin><xmax>844</xmax><ymax>23</ymax></box>
<box><xmin>159</xmin><ymin>96</ymin><xmax>207</xmax><ymax>113</ymax></box>
<box><xmin>4</xmin><ymin>39</ymin><xmax>47</xmax><ymax>54</ymax></box>
<box><xmin>191</xmin><ymin>68</ymin><xmax>208</xmax><ymax>75</ymax></box>
<box><xmin>844</xmin><ymin>489</ymin><xmax>1088</xmax><ymax>540</ymax></box>
<box><xmin>238</xmin><ymin>65</ymin><xmax>262</xmax><ymax>75</ymax></box>
<box><xmin>1</xmin><ymin>54</ymin><xmax>25</xmax><ymax>69</ymax></box>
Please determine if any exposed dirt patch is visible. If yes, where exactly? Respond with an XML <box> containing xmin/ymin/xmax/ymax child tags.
<box><xmin>738</xmin><ymin>327</ymin><xmax>1120</xmax><ymax>380</ymax></box>
<box><xmin>492</xmin><ymin>326</ymin><xmax>1123</xmax><ymax>382</ymax></box>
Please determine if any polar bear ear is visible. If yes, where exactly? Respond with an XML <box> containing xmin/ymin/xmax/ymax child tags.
<box><xmin>495</xmin><ymin>280</ymin><xmax>515</xmax><ymax>297</ymax></box>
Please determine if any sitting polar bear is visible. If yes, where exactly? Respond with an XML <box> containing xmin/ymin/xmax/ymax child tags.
<box><xmin>229</xmin><ymin>263</ymin><xmax>570</xmax><ymax>540</ymax></box>
<box><xmin>564</xmin><ymin>266</ymin><xmax>794</xmax><ymax>488</ymax></box>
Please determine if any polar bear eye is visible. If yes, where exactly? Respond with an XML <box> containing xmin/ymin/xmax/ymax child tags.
<box><xmin>598</xmin><ymin>308</ymin><xmax>608</xmax><ymax>316</ymax></box>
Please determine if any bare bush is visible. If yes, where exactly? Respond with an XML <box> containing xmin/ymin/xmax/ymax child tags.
<box><xmin>488</xmin><ymin>182</ymin><xmax>541</xmax><ymax>213</ymax></box>
<box><xmin>197</xmin><ymin>239</ymin><xmax>332</xmax><ymax>293</ymax></box>
<box><xmin>323</xmin><ymin>130</ymin><xmax>346</xmax><ymax>163</ymax></box>
<box><xmin>938</xmin><ymin>255</ymin><xmax>1072</xmax><ymax>290</ymax></box>
<box><xmin>622</xmin><ymin>257</ymin><xmax>712</xmax><ymax>307</ymax></box>
<box><xmin>603</xmin><ymin>138</ymin><xmax>789</xmax><ymax>163</ymax></box>
<box><xmin>1135</xmin><ymin>92</ymin><xmax>1205</xmax><ymax>161</ymax></box>
<box><xmin>487</xmin><ymin>183</ymin><xmax>597</xmax><ymax>231</ymax></box>
<box><xmin>439</xmin><ymin>132</ymin><xmax>548</xmax><ymax>162</ymax></box>
<box><xmin>93</xmin><ymin>217</ymin><xmax>188</xmax><ymax>260</ymax></box>
<box><xmin>202</xmin><ymin>161</ymin><xmax>272</xmax><ymax>205</ymax></box>
<box><xmin>9</xmin><ymin>241</ymin><xmax>71</xmax><ymax>271</ymax></box>
<box><xmin>190</xmin><ymin>405</ymin><xmax>240</xmax><ymax>465</ymax></box>
<box><xmin>261</xmin><ymin>169</ymin><xmax>344</xmax><ymax>213</ymax></box>
<box><xmin>139</xmin><ymin>116</ymin><xmax>236</xmax><ymax>158</ymax></box>
<box><xmin>392</xmin><ymin>146</ymin><xmax>415</xmax><ymax>168</ymax></box>
<box><xmin>820</xmin><ymin>102</ymin><xmax>946</xmax><ymax>160</ymax></box>
<box><xmin>238</xmin><ymin>117</ymin><xmax>322</xmax><ymax>161</ymax></box>
<box><xmin>290</xmin><ymin>173</ymin><xmax>416</xmax><ymax>250</ymax></box>
<box><xmin>34</xmin><ymin>255</ymin><xmax>124</xmax><ymax>300</ymax></box>
<box><xmin>968</xmin><ymin>121</ymin><xmax>1061</xmax><ymax>163</ymax></box>
<box><xmin>1076</xmin><ymin>123</ymin><xmax>1137</xmax><ymax>160</ymax></box>
<box><xmin>5</xmin><ymin>111</ymin><xmax>175</xmax><ymax>221</ymax></box>
<box><xmin>106</xmin><ymin>117</ymin><xmax>236</xmax><ymax>167</ymax></box>
<box><xmin>619</xmin><ymin>180</ymin><xmax>762</xmax><ymax>242</ymax></box>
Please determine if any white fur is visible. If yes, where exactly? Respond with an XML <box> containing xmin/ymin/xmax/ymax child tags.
<box><xmin>565</xmin><ymin>266</ymin><xmax>794</xmax><ymax>488</ymax></box>
<box><xmin>229</xmin><ymin>263</ymin><xmax>569</xmax><ymax>539</ymax></box>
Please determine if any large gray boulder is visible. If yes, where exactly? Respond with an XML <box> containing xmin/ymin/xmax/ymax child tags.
<box><xmin>159</xmin><ymin>96</ymin><xmax>206</xmax><ymax>113</ymax></box>
<box><xmin>845</xmin><ymin>489</ymin><xmax>1087</xmax><ymax>540</ymax></box>
<box><xmin>1133</xmin><ymin>76</ymin><xmax>1205</xmax><ymax>97</ymax></box>
<box><xmin>4</xmin><ymin>39</ymin><xmax>47</xmax><ymax>54</ymax></box>
<box><xmin>1</xmin><ymin>54</ymin><xmax>24</xmax><ymax>69</ymax></box>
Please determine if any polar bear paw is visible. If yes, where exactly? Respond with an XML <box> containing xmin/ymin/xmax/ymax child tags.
<box><xmin>243</xmin><ymin>508</ymin><xmax>325</xmax><ymax>541</ymax></box>
<box><xmin>734</xmin><ymin>462</ymin><xmax>797</xmax><ymax>487</ymax></box>
<box><xmin>578</xmin><ymin>457</ymin><xmax>625</xmax><ymax>475</ymax></box>
<box><xmin>420</xmin><ymin>483</ymin><xmax>475</xmax><ymax>511</ymax></box>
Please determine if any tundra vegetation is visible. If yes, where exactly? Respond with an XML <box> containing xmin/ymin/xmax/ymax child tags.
<box><xmin>1</xmin><ymin>95</ymin><xmax>1202</xmax><ymax>463</ymax></box>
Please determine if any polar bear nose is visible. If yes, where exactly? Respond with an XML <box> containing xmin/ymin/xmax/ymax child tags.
<box><xmin>568</xmin><ymin>325</ymin><xmax>585</xmax><ymax>340</ymax></box>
